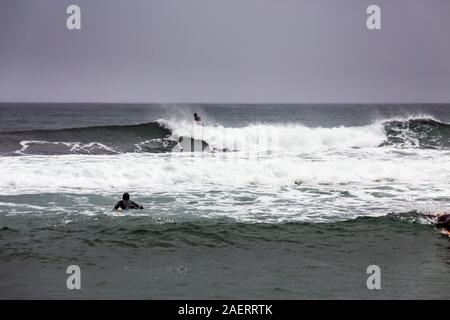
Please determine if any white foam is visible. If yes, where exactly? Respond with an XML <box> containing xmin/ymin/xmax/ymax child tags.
<box><xmin>16</xmin><ymin>140</ymin><xmax>118</xmax><ymax>155</ymax></box>
<box><xmin>167</xmin><ymin>120</ymin><xmax>386</xmax><ymax>152</ymax></box>
<box><xmin>0</xmin><ymin>149</ymin><xmax>448</xmax><ymax>195</ymax></box>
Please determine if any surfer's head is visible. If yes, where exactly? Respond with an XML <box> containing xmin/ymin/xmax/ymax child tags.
<box><xmin>122</xmin><ymin>192</ymin><xmax>130</xmax><ymax>201</ymax></box>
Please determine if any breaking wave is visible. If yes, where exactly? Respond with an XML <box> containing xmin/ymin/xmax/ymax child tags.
<box><xmin>0</xmin><ymin>117</ymin><xmax>449</xmax><ymax>156</ymax></box>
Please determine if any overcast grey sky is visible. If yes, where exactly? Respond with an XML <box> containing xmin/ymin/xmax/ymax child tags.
<box><xmin>0</xmin><ymin>0</ymin><xmax>449</xmax><ymax>103</ymax></box>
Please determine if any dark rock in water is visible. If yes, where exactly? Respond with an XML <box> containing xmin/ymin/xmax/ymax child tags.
<box><xmin>178</xmin><ymin>136</ymin><xmax>211</xmax><ymax>152</ymax></box>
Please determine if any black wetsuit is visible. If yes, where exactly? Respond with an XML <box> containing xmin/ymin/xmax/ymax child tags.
<box><xmin>114</xmin><ymin>200</ymin><xmax>143</xmax><ymax>210</ymax></box>
<box><xmin>435</xmin><ymin>214</ymin><xmax>450</xmax><ymax>230</ymax></box>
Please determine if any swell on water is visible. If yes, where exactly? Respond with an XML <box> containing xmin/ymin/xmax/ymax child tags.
<box><xmin>0</xmin><ymin>122</ymin><xmax>176</xmax><ymax>155</ymax></box>
<box><xmin>0</xmin><ymin>117</ymin><xmax>449</xmax><ymax>155</ymax></box>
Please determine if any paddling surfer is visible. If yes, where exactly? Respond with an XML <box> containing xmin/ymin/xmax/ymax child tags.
<box><xmin>113</xmin><ymin>192</ymin><xmax>143</xmax><ymax>210</ymax></box>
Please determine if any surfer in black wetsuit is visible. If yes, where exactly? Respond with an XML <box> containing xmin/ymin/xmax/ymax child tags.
<box><xmin>434</xmin><ymin>213</ymin><xmax>450</xmax><ymax>231</ymax></box>
<box><xmin>194</xmin><ymin>113</ymin><xmax>202</xmax><ymax>123</ymax></box>
<box><xmin>113</xmin><ymin>192</ymin><xmax>143</xmax><ymax>210</ymax></box>
<box><xmin>425</xmin><ymin>212</ymin><xmax>450</xmax><ymax>233</ymax></box>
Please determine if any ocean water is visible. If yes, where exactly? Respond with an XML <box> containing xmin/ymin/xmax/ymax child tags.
<box><xmin>0</xmin><ymin>103</ymin><xmax>449</xmax><ymax>299</ymax></box>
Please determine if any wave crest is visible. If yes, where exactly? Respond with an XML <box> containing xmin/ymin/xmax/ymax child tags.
<box><xmin>0</xmin><ymin>117</ymin><xmax>449</xmax><ymax>156</ymax></box>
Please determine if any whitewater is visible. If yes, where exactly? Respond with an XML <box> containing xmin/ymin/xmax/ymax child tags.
<box><xmin>1</xmin><ymin>114</ymin><xmax>449</xmax><ymax>222</ymax></box>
